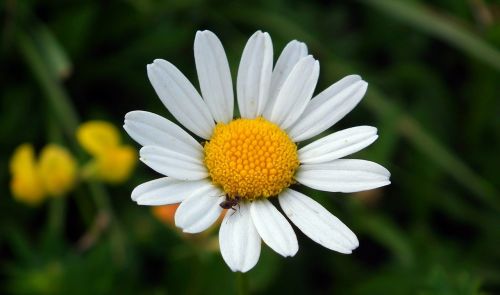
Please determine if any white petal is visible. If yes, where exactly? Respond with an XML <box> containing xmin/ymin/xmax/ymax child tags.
<box><xmin>250</xmin><ymin>199</ymin><xmax>298</xmax><ymax>257</ymax></box>
<box><xmin>296</xmin><ymin>159</ymin><xmax>391</xmax><ymax>193</ymax></box>
<box><xmin>279</xmin><ymin>189</ymin><xmax>358</xmax><ymax>253</ymax></box>
<box><xmin>147</xmin><ymin>59</ymin><xmax>215</xmax><ymax>139</ymax></box>
<box><xmin>265</xmin><ymin>40</ymin><xmax>308</xmax><ymax>117</ymax></box>
<box><xmin>194</xmin><ymin>30</ymin><xmax>234</xmax><ymax>123</ymax></box>
<box><xmin>140</xmin><ymin>146</ymin><xmax>208</xmax><ymax>180</ymax></box>
<box><xmin>287</xmin><ymin>75</ymin><xmax>368</xmax><ymax>142</ymax></box>
<box><xmin>131</xmin><ymin>177</ymin><xmax>209</xmax><ymax>206</ymax></box>
<box><xmin>219</xmin><ymin>203</ymin><xmax>261</xmax><ymax>272</ymax></box>
<box><xmin>236</xmin><ymin>31</ymin><xmax>273</xmax><ymax>118</ymax></box>
<box><xmin>124</xmin><ymin>111</ymin><xmax>203</xmax><ymax>158</ymax></box>
<box><xmin>174</xmin><ymin>183</ymin><xmax>224</xmax><ymax>233</ymax></box>
<box><xmin>267</xmin><ymin>56</ymin><xmax>319</xmax><ymax>129</ymax></box>
<box><xmin>299</xmin><ymin>126</ymin><xmax>378</xmax><ymax>164</ymax></box>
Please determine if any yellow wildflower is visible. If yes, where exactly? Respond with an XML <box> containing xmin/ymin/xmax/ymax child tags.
<box><xmin>10</xmin><ymin>144</ymin><xmax>77</xmax><ymax>205</ymax></box>
<box><xmin>38</xmin><ymin>144</ymin><xmax>78</xmax><ymax>196</ymax></box>
<box><xmin>10</xmin><ymin>144</ymin><xmax>45</xmax><ymax>205</ymax></box>
<box><xmin>77</xmin><ymin>121</ymin><xmax>121</xmax><ymax>156</ymax></box>
<box><xmin>95</xmin><ymin>145</ymin><xmax>136</xmax><ymax>183</ymax></box>
<box><xmin>77</xmin><ymin>121</ymin><xmax>137</xmax><ymax>183</ymax></box>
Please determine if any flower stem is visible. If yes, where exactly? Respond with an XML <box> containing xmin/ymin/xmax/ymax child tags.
<box><xmin>47</xmin><ymin>197</ymin><xmax>65</xmax><ymax>242</ymax></box>
<box><xmin>236</xmin><ymin>272</ymin><xmax>249</xmax><ymax>295</ymax></box>
<box><xmin>87</xmin><ymin>180</ymin><xmax>127</xmax><ymax>265</ymax></box>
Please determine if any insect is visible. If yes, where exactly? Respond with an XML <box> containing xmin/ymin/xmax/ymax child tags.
<box><xmin>219</xmin><ymin>195</ymin><xmax>242</xmax><ymax>211</ymax></box>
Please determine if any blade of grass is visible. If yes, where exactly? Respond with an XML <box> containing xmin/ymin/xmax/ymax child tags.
<box><xmin>360</xmin><ymin>0</ymin><xmax>500</xmax><ymax>71</ymax></box>
<box><xmin>34</xmin><ymin>24</ymin><xmax>73</xmax><ymax>79</ymax></box>
<box><xmin>16</xmin><ymin>29</ymin><xmax>79</xmax><ymax>141</ymax></box>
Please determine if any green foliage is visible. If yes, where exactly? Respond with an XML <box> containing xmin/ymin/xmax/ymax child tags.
<box><xmin>1</xmin><ymin>0</ymin><xmax>499</xmax><ymax>294</ymax></box>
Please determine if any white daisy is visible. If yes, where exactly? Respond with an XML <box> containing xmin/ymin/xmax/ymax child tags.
<box><xmin>124</xmin><ymin>30</ymin><xmax>390</xmax><ymax>272</ymax></box>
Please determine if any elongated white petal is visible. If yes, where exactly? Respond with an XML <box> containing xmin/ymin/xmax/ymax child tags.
<box><xmin>265</xmin><ymin>40</ymin><xmax>308</xmax><ymax>116</ymax></box>
<box><xmin>219</xmin><ymin>203</ymin><xmax>261</xmax><ymax>272</ymax></box>
<box><xmin>299</xmin><ymin>126</ymin><xmax>378</xmax><ymax>164</ymax></box>
<box><xmin>131</xmin><ymin>177</ymin><xmax>209</xmax><ymax>205</ymax></box>
<box><xmin>250</xmin><ymin>199</ymin><xmax>298</xmax><ymax>257</ymax></box>
<box><xmin>140</xmin><ymin>146</ymin><xmax>208</xmax><ymax>180</ymax></box>
<box><xmin>237</xmin><ymin>31</ymin><xmax>273</xmax><ymax>118</ymax></box>
<box><xmin>296</xmin><ymin>159</ymin><xmax>391</xmax><ymax>193</ymax></box>
<box><xmin>267</xmin><ymin>56</ymin><xmax>319</xmax><ymax>129</ymax></box>
<box><xmin>194</xmin><ymin>30</ymin><xmax>234</xmax><ymax>123</ymax></box>
<box><xmin>124</xmin><ymin>111</ymin><xmax>203</xmax><ymax>158</ymax></box>
<box><xmin>147</xmin><ymin>59</ymin><xmax>215</xmax><ymax>139</ymax></box>
<box><xmin>279</xmin><ymin>189</ymin><xmax>358</xmax><ymax>253</ymax></box>
<box><xmin>287</xmin><ymin>75</ymin><xmax>367</xmax><ymax>142</ymax></box>
<box><xmin>174</xmin><ymin>183</ymin><xmax>224</xmax><ymax>233</ymax></box>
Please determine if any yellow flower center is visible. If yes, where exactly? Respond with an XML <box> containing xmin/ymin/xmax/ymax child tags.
<box><xmin>204</xmin><ymin>117</ymin><xmax>299</xmax><ymax>200</ymax></box>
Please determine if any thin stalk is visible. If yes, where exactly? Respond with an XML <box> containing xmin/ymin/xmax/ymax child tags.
<box><xmin>236</xmin><ymin>272</ymin><xmax>249</xmax><ymax>295</ymax></box>
<box><xmin>88</xmin><ymin>181</ymin><xmax>127</xmax><ymax>265</ymax></box>
<box><xmin>47</xmin><ymin>197</ymin><xmax>65</xmax><ymax>242</ymax></box>
<box><xmin>44</xmin><ymin>99</ymin><xmax>67</xmax><ymax>247</ymax></box>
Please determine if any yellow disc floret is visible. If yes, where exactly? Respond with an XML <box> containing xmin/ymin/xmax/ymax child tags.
<box><xmin>204</xmin><ymin>117</ymin><xmax>299</xmax><ymax>200</ymax></box>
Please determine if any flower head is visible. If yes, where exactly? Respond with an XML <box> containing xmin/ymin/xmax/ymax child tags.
<box><xmin>38</xmin><ymin>144</ymin><xmax>77</xmax><ymax>196</ymax></box>
<box><xmin>125</xmin><ymin>30</ymin><xmax>390</xmax><ymax>272</ymax></box>
<box><xmin>77</xmin><ymin>121</ymin><xmax>137</xmax><ymax>183</ymax></box>
<box><xmin>204</xmin><ymin>117</ymin><xmax>299</xmax><ymax>199</ymax></box>
<box><xmin>10</xmin><ymin>144</ymin><xmax>46</xmax><ymax>205</ymax></box>
<box><xmin>10</xmin><ymin>144</ymin><xmax>77</xmax><ymax>205</ymax></box>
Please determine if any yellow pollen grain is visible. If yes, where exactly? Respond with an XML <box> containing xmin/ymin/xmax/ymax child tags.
<box><xmin>204</xmin><ymin>117</ymin><xmax>299</xmax><ymax>200</ymax></box>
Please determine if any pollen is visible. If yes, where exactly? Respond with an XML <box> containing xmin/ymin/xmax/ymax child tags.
<box><xmin>204</xmin><ymin>117</ymin><xmax>299</xmax><ymax>200</ymax></box>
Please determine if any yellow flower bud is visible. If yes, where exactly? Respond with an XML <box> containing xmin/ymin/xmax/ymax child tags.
<box><xmin>9</xmin><ymin>144</ymin><xmax>46</xmax><ymax>205</ymax></box>
<box><xmin>77</xmin><ymin>121</ymin><xmax>121</xmax><ymax>156</ymax></box>
<box><xmin>78</xmin><ymin>121</ymin><xmax>137</xmax><ymax>183</ymax></box>
<box><xmin>95</xmin><ymin>145</ymin><xmax>137</xmax><ymax>183</ymax></box>
<box><xmin>38</xmin><ymin>144</ymin><xmax>78</xmax><ymax>197</ymax></box>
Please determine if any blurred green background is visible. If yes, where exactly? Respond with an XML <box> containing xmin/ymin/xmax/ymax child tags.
<box><xmin>1</xmin><ymin>0</ymin><xmax>500</xmax><ymax>294</ymax></box>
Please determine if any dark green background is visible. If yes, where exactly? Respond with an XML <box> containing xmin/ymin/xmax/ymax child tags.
<box><xmin>1</xmin><ymin>0</ymin><xmax>499</xmax><ymax>294</ymax></box>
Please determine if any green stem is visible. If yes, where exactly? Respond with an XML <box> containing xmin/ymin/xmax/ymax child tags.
<box><xmin>236</xmin><ymin>272</ymin><xmax>249</xmax><ymax>295</ymax></box>
<box><xmin>44</xmin><ymin>92</ymin><xmax>67</xmax><ymax>247</ymax></box>
<box><xmin>47</xmin><ymin>197</ymin><xmax>65</xmax><ymax>241</ymax></box>
<box><xmin>73</xmin><ymin>188</ymin><xmax>94</xmax><ymax>226</ymax></box>
<box><xmin>88</xmin><ymin>181</ymin><xmax>127</xmax><ymax>265</ymax></box>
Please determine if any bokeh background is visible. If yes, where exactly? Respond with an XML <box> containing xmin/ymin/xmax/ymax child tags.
<box><xmin>1</xmin><ymin>0</ymin><xmax>500</xmax><ymax>294</ymax></box>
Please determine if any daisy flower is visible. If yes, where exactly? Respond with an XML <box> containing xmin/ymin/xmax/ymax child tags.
<box><xmin>124</xmin><ymin>30</ymin><xmax>390</xmax><ymax>272</ymax></box>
